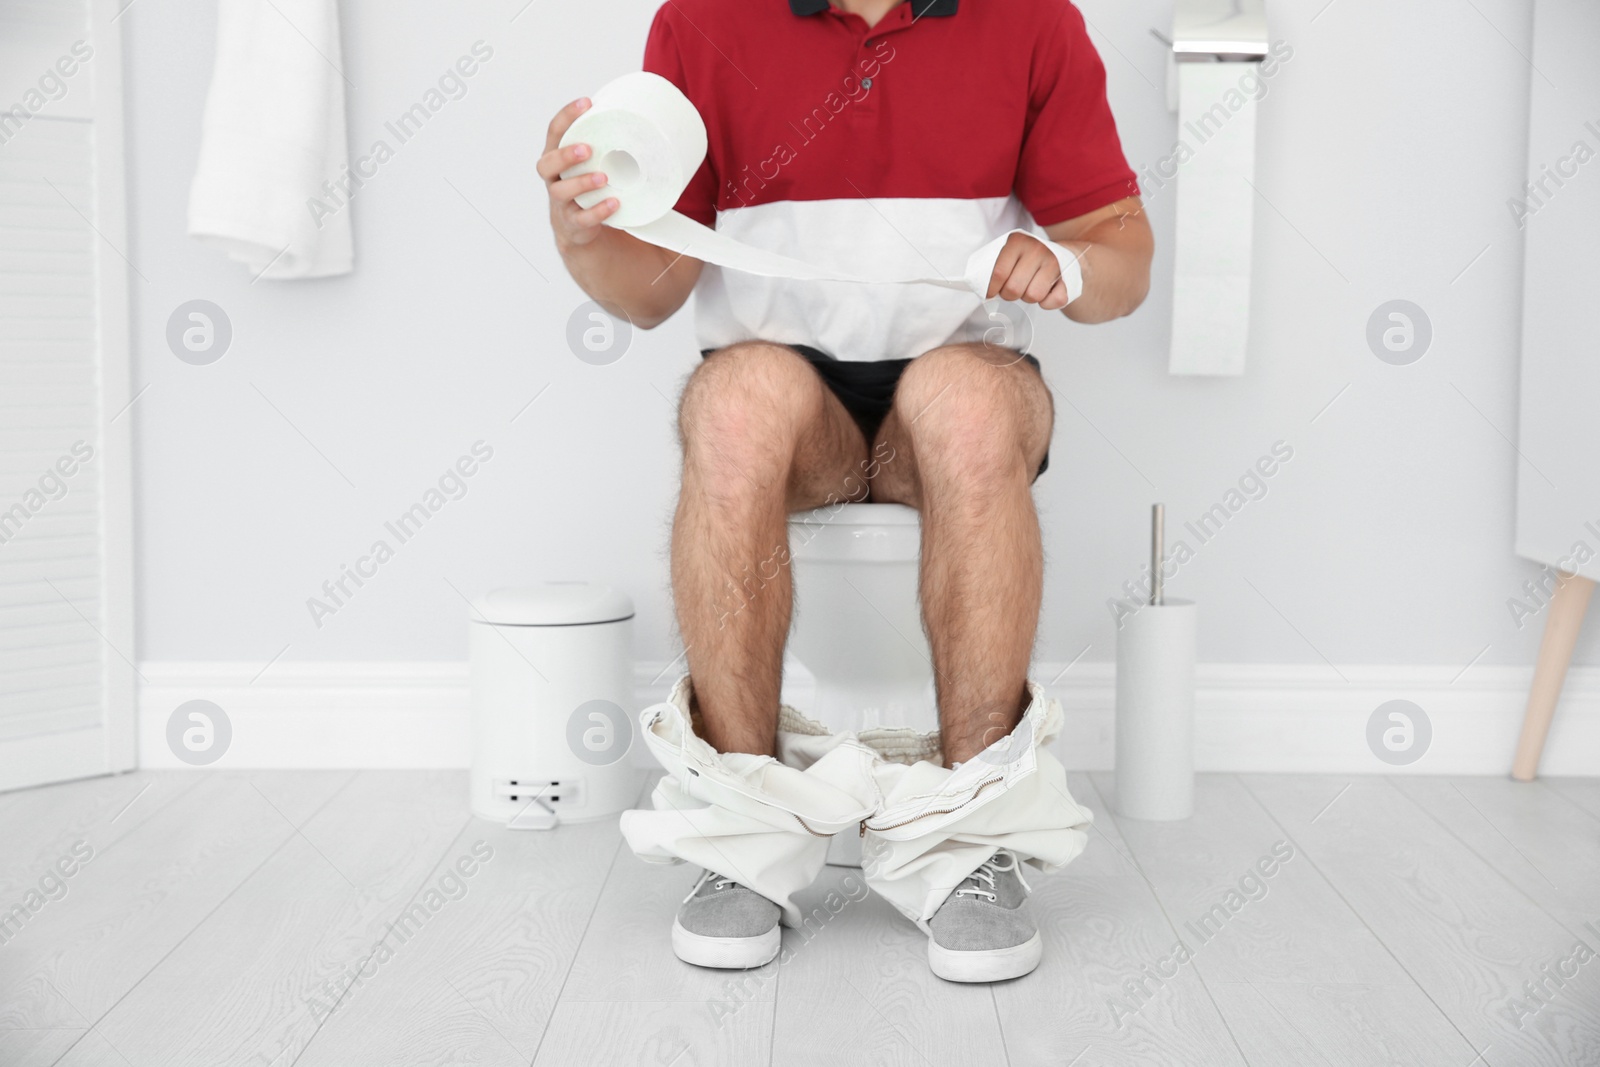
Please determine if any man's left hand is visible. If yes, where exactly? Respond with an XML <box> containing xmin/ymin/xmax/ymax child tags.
<box><xmin>985</xmin><ymin>232</ymin><xmax>1076</xmax><ymax>311</ymax></box>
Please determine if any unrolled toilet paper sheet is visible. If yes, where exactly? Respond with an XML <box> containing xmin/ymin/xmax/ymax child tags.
<box><xmin>559</xmin><ymin>72</ymin><xmax>1084</xmax><ymax>305</ymax></box>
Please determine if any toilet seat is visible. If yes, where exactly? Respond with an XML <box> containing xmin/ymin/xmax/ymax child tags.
<box><xmin>785</xmin><ymin>502</ymin><xmax>934</xmax><ymax>737</ymax></box>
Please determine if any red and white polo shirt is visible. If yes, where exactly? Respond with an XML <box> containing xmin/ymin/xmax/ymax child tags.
<box><xmin>642</xmin><ymin>0</ymin><xmax>1138</xmax><ymax>362</ymax></box>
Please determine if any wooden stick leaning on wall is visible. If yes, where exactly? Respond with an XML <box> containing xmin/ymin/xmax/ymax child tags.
<box><xmin>1511</xmin><ymin>571</ymin><xmax>1596</xmax><ymax>781</ymax></box>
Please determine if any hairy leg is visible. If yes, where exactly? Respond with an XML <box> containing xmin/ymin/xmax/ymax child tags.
<box><xmin>870</xmin><ymin>344</ymin><xmax>1054</xmax><ymax>767</ymax></box>
<box><xmin>673</xmin><ymin>342</ymin><xmax>869</xmax><ymax>756</ymax></box>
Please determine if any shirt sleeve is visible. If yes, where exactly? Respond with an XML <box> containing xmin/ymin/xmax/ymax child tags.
<box><xmin>642</xmin><ymin>5</ymin><xmax>719</xmax><ymax>227</ymax></box>
<box><xmin>1014</xmin><ymin>3</ymin><xmax>1140</xmax><ymax>227</ymax></box>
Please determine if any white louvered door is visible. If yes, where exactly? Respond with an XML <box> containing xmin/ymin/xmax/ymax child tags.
<box><xmin>0</xmin><ymin>0</ymin><xmax>136</xmax><ymax>790</ymax></box>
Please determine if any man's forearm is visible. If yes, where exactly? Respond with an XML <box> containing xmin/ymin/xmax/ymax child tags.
<box><xmin>559</xmin><ymin>227</ymin><xmax>703</xmax><ymax>329</ymax></box>
<box><xmin>1045</xmin><ymin>199</ymin><xmax>1153</xmax><ymax>325</ymax></box>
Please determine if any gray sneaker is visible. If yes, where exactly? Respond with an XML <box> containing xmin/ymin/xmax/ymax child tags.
<box><xmin>927</xmin><ymin>849</ymin><xmax>1042</xmax><ymax>982</ymax></box>
<box><xmin>671</xmin><ymin>869</ymin><xmax>782</xmax><ymax>969</ymax></box>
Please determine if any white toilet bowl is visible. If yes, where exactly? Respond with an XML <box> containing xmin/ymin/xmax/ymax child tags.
<box><xmin>786</xmin><ymin>502</ymin><xmax>936</xmax><ymax>735</ymax></box>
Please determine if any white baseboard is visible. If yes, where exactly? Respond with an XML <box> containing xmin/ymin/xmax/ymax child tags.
<box><xmin>136</xmin><ymin>660</ymin><xmax>1600</xmax><ymax>776</ymax></box>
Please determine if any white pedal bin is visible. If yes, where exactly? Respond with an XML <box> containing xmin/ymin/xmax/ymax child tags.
<box><xmin>469</xmin><ymin>583</ymin><xmax>639</xmax><ymax>827</ymax></box>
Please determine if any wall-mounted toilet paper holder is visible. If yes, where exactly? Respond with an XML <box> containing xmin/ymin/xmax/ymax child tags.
<box><xmin>1160</xmin><ymin>0</ymin><xmax>1268</xmax><ymax>113</ymax></box>
<box><xmin>1170</xmin><ymin>0</ymin><xmax>1268</xmax><ymax>60</ymax></box>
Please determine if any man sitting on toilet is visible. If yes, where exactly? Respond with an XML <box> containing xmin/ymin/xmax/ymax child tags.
<box><xmin>541</xmin><ymin>0</ymin><xmax>1152</xmax><ymax>983</ymax></box>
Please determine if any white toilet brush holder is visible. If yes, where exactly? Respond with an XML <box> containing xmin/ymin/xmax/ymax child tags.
<box><xmin>1114</xmin><ymin>505</ymin><xmax>1197</xmax><ymax>821</ymax></box>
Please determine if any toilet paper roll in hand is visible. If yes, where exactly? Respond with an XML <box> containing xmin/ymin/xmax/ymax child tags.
<box><xmin>559</xmin><ymin>71</ymin><xmax>1084</xmax><ymax>304</ymax></box>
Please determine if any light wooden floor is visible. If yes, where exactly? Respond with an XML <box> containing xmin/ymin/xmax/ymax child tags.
<box><xmin>2</xmin><ymin>770</ymin><xmax>1598</xmax><ymax>1067</ymax></box>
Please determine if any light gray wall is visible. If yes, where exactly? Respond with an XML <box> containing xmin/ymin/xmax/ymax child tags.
<box><xmin>125</xmin><ymin>0</ymin><xmax>1593</xmax><ymax>671</ymax></box>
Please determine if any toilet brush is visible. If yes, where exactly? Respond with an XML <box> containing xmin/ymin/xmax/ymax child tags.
<box><xmin>1114</xmin><ymin>504</ymin><xmax>1197</xmax><ymax>820</ymax></box>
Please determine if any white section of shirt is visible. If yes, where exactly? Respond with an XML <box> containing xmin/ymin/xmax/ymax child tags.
<box><xmin>693</xmin><ymin>194</ymin><xmax>1032</xmax><ymax>361</ymax></box>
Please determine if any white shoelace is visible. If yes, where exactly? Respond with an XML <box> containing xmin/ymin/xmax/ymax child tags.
<box><xmin>953</xmin><ymin>849</ymin><xmax>1031</xmax><ymax>903</ymax></box>
<box><xmin>683</xmin><ymin>868</ymin><xmax>737</xmax><ymax>903</ymax></box>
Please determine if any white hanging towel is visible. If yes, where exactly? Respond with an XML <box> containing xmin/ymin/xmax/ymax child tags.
<box><xmin>187</xmin><ymin>0</ymin><xmax>353</xmax><ymax>279</ymax></box>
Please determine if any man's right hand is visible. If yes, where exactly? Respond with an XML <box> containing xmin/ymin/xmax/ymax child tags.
<box><xmin>538</xmin><ymin>95</ymin><xmax>702</xmax><ymax>328</ymax></box>
<box><xmin>540</xmin><ymin>98</ymin><xmax>621</xmax><ymax>254</ymax></box>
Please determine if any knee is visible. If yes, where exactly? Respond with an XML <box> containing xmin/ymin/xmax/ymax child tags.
<box><xmin>678</xmin><ymin>342</ymin><xmax>823</xmax><ymax>472</ymax></box>
<box><xmin>895</xmin><ymin>345</ymin><xmax>1050</xmax><ymax>484</ymax></box>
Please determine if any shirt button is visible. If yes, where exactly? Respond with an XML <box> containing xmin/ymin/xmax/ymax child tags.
<box><xmin>861</xmin><ymin>77</ymin><xmax>873</xmax><ymax>88</ymax></box>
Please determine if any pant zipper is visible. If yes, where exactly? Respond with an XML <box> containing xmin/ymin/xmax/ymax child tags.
<box><xmin>861</xmin><ymin>775</ymin><xmax>1004</xmax><ymax>835</ymax></box>
<box><xmin>791</xmin><ymin>813</ymin><xmax>830</xmax><ymax>837</ymax></box>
